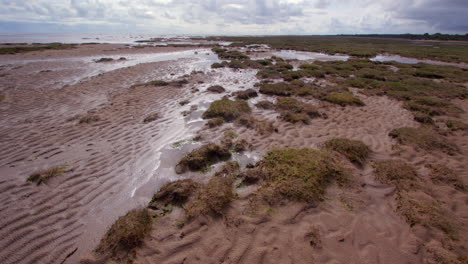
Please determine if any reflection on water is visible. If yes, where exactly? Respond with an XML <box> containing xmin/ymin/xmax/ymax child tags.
<box><xmin>272</xmin><ymin>50</ymin><xmax>349</xmax><ymax>61</ymax></box>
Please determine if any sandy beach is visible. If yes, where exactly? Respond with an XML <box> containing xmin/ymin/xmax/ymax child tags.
<box><xmin>0</xmin><ymin>41</ymin><xmax>467</xmax><ymax>264</ymax></box>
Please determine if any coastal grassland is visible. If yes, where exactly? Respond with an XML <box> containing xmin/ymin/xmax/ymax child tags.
<box><xmin>208</xmin><ymin>36</ymin><xmax>468</xmax><ymax>63</ymax></box>
<box><xmin>0</xmin><ymin>43</ymin><xmax>76</xmax><ymax>54</ymax></box>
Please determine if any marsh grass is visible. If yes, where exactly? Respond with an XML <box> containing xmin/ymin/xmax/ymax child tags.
<box><xmin>27</xmin><ymin>166</ymin><xmax>72</xmax><ymax>185</ymax></box>
<box><xmin>373</xmin><ymin>160</ymin><xmax>420</xmax><ymax>191</ymax></box>
<box><xmin>175</xmin><ymin>143</ymin><xmax>231</xmax><ymax>174</ymax></box>
<box><xmin>445</xmin><ymin>120</ymin><xmax>468</xmax><ymax>131</ymax></box>
<box><xmin>323</xmin><ymin>138</ymin><xmax>370</xmax><ymax>165</ymax></box>
<box><xmin>148</xmin><ymin>179</ymin><xmax>200</xmax><ymax>209</ymax></box>
<box><xmin>233</xmin><ymin>89</ymin><xmax>258</xmax><ymax>100</ymax></box>
<box><xmin>389</xmin><ymin>127</ymin><xmax>458</xmax><ymax>155</ymax></box>
<box><xmin>0</xmin><ymin>44</ymin><xmax>75</xmax><ymax>54</ymax></box>
<box><xmin>202</xmin><ymin>99</ymin><xmax>251</xmax><ymax>121</ymax></box>
<box><xmin>275</xmin><ymin>98</ymin><xmax>322</xmax><ymax>124</ymax></box>
<box><xmin>95</xmin><ymin>209</ymin><xmax>151</xmax><ymax>262</ymax></box>
<box><xmin>252</xmin><ymin>148</ymin><xmax>345</xmax><ymax>203</ymax></box>
<box><xmin>323</xmin><ymin>93</ymin><xmax>365</xmax><ymax>106</ymax></box>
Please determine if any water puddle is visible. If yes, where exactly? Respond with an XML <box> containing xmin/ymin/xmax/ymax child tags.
<box><xmin>272</xmin><ymin>50</ymin><xmax>349</xmax><ymax>61</ymax></box>
<box><xmin>371</xmin><ymin>54</ymin><xmax>468</xmax><ymax>68</ymax></box>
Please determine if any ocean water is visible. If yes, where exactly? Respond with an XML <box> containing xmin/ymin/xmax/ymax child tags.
<box><xmin>0</xmin><ymin>33</ymin><xmax>201</xmax><ymax>44</ymax></box>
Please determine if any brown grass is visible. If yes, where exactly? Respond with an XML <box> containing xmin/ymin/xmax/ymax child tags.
<box><xmin>389</xmin><ymin>127</ymin><xmax>458</xmax><ymax>155</ymax></box>
<box><xmin>428</xmin><ymin>164</ymin><xmax>466</xmax><ymax>191</ymax></box>
<box><xmin>27</xmin><ymin>166</ymin><xmax>72</xmax><ymax>185</ymax></box>
<box><xmin>323</xmin><ymin>138</ymin><xmax>370</xmax><ymax>165</ymax></box>
<box><xmin>373</xmin><ymin>160</ymin><xmax>419</xmax><ymax>191</ymax></box>
<box><xmin>148</xmin><ymin>180</ymin><xmax>200</xmax><ymax>210</ymax></box>
<box><xmin>95</xmin><ymin>209</ymin><xmax>151</xmax><ymax>263</ymax></box>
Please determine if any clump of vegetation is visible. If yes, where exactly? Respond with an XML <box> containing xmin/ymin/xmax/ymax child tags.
<box><xmin>207</xmin><ymin>85</ymin><xmax>226</xmax><ymax>93</ymax></box>
<box><xmin>95</xmin><ymin>58</ymin><xmax>114</xmax><ymax>63</ymax></box>
<box><xmin>428</xmin><ymin>164</ymin><xmax>466</xmax><ymax>191</ymax></box>
<box><xmin>211</xmin><ymin>62</ymin><xmax>224</xmax><ymax>68</ymax></box>
<box><xmin>445</xmin><ymin>120</ymin><xmax>468</xmax><ymax>131</ymax></box>
<box><xmin>275</xmin><ymin>98</ymin><xmax>322</xmax><ymax>124</ymax></box>
<box><xmin>212</xmin><ymin>48</ymin><xmax>249</xmax><ymax>60</ymax></box>
<box><xmin>413</xmin><ymin>113</ymin><xmax>434</xmax><ymax>125</ymax></box>
<box><xmin>259</xmin><ymin>82</ymin><xmax>295</xmax><ymax>96</ymax></box>
<box><xmin>206</xmin><ymin>117</ymin><xmax>225</xmax><ymax>128</ymax></box>
<box><xmin>0</xmin><ymin>43</ymin><xmax>75</xmax><ymax>55</ymax></box>
<box><xmin>148</xmin><ymin>179</ymin><xmax>200</xmax><ymax>210</ymax></box>
<box><xmin>143</xmin><ymin>113</ymin><xmax>160</xmax><ymax>124</ymax></box>
<box><xmin>323</xmin><ymin>93</ymin><xmax>365</xmax><ymax>106</ymax></box>
<box><xmin>79</xmin><ymin>114</ymin><xmax>100</xmax><ymax>124</ymax></box>
<box><xmin>146</xmin><ymin>80</ymin><xmax>169</xmax><ymax>86</ymax></box>
<box><xmin>373</xmin><ymin>160</ymin><xmax>419</xmax><ymax>191</ymax></box>
<box><xmin>202</xmin><ymin>99</ymin><xmax>251</xmax><ymax>121</ymax></box>
<box><xmin>185</xmin><ymin>163</ymin><xmax>238</xmax><ymax>218</ymax></box>
<box><xmin>255</xmin><ymin>100</ymin><xmax>275</xmax><ymax>109</ymax></box>
<box><xmin>175</xmin><ymin>143</ymin><xmax>231</xmax><ymax>174</ymax></box>
<box><xmin>235</xmin><ymin>115</ymin><xmax>276</xmax><ymax>135</ymax></box>
<box><xmin>389</xmin><ymin>127</ymin><xmax>458</xmax><ymax>154</ymax></box>
<box><xmin>252</xmin><ymin>148</ymin><xmax>345</xmax><ymax>203</ymax></box>
<box><xmin>233</xmin><ymin>89</ymin><xmax>258</xmax><ymax>100</ymax></box>
<box><xmin>27</xmin><ymin>166</ymin><xmax>72</xmax><ymax>185</ymax></box>
<box><xmin>323</xmin><ymin>138</ymin><xmax>370</xmax><ymax>165</ymax></box>
<box><xmin>95</xmin><ymin>209</ymin><xmax>151</xmax><ymax>262</ymax></box>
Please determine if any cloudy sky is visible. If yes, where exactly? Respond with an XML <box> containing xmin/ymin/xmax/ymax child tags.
<box><xmin>0</xmin><ymin>0</ymin><xmax>466</xmax><ymax>35</ymax></box>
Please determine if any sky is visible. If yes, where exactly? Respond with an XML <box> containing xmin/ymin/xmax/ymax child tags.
<box><xmin>0</xmin><ymin>0</ymin><xmax>467</xmax><ymax>35</ymax></box>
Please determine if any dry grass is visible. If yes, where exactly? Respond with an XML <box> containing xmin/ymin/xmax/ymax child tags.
<box><xmin>202</xmin><ymin>99</ymin><xmax>251</xmax><ymax>122</ymax></box>
<box><xmin>233</xmin><ymin>89</ymin><xmax>258</xmax><ymax>100</ymax></box>
<box><xmin>389</xmin><ymin>127</ymin><xmax>458</xmax><ymax>155</ymax></box>
<box><xmin>428</xmin><ymin>164</ymin><xmax>466</xmax><ymax>191</ymax></box>
<box><xmin>27</xmin><ymin>166</ymin><xmax>72</xmax><ymax>185</ymax></box>
<box><xmin>148</xmin><ymin>180</ymin><xmax>200</xmax><ymax>210</ymax></box>
<box><xmin>275</xmin><ymin>98</ymin><xmax>322</xmax><ymax>124</ymax></box>
<box><xmin>235</xmin><ymin>114</ymin><xmax>276</xmax><ymax>135</ymax></box>
<box><xmin>206</xmin><ymin>117</ymin><xmax>225</xmax><ymax>128</ymax></box>
<box><xmin>373</xmin><ymin>160</ymin><xmax>419</xmax><ymax>191</ymax></box>
<box><xmin>323</xmin><ymin>138</ymin><xmax>370</xmax><ymax>165</ymax></box>
<box><xmin>255</xmin><ymin>100</ymin><xmax>275</xmax><ymax>109</ymax></box>
<box><xmin>445</xmin><ymin>120</ymin><xmax>468</xmax><ymax>131</ymax></box>
<box><xmin>175</xmin><ymin>143</ymin><xmax>231</xmax><ymax>174</ymax></box>
<box><xmin>207</xmin><ymin>85</ymin><xmax>226</xmax><ymax>93</ymax></box>
<box><xmin>95</xmin><ymin>209</ymin><xmax>151</xmax><ymax>263</ymax></box>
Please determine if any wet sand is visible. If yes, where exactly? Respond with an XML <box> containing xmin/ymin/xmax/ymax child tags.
<box><xmin>0</xmin><ymin>43</ymin><xmax>467</xmax><ymax>264</ymax></box>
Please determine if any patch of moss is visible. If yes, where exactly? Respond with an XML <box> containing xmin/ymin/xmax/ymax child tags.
<box><xmin>175</xmin><ymin>143</ymin><xmax>231</xmax><ymax>174</ymax></box>
<box><xmin>253</xmin><ymin>148</ymin><xmax>345</xmax><ymax>203</ymax></box>
<box><xmin>95</xmin><ymin>209</ymin><xmax>151</xmax><ymax>262</ymax></box>
<box><xmin>389</xmin><ymin>127</ymin><xmax>458</xmax><ymax>155</ymax></box>
<box><xmin>323</xmin><ymin>138</ymin><xmax>370</xmax><ymax>165</ymax></box>
<box><xmin>323</xmin><ymin>93</ymin><xmax>365</xmax><ymax>106</ymax></box>
<box><xmin>202</xmin><ymin>99</ymin><xmax>251</xmax><ymax>121</ymax></box>
<box><xmin>143</xmin><ymin>113</ymin><xmax>160</xmax><ymax>124</ymax></box>
<box><xmin>27</xmin><ymin>166</ymin><xmax>72</xmax><ymax>185</ymax></box>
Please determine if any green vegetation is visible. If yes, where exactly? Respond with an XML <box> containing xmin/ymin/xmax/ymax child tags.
<box><xmin>275</xmin><ymin>98</ymin><xmax>322</xmax><ymax>124</ymax></box>
<box><xmin>202</xmin><ymin>99</ymin><xmax>251</xmax><ymax>121</ymax></box>
<box><xmin>252</xmin><ymin>148</ymin><xmax>345</xmax><ymax>203</ymax></box>
<box><xmin>209</xmin><ymin>36</ymin><xmax>468</xmax><ymax>63</ymax></box>
<box><xmin>95</xmin><ymin>209</ymin><xmax>151</xmax><ymax>262</ymax></box>
<box><xmin>175</xmin><ymin>143</ymin><xmax>231</xmax><ymax>173</ymax></box>
<box><xmin>259</xmin><ymin>82</ymin><xmax>295</xmax><ymax>96</ymax></box>
<box><xmin>27</xmin><ymin>166</ymin><xmax>72</xmax><ymax>185</ymax></box>
<box><xmin>389</xmin><ymin>127</ymin><xmax>458</xmax><ymax>154</ymax></box>
<box><xmin>143</xmin><ymin>113</ymin><xmax>160</xmax><ymax>124</ymax></box>
<box><xmin>323</xmin><ymin>93</ymin><xmax>365</xmax><ymax>106</ymax></box>
<box><xmin>323</xmin><ymin>138</ymin><xmax>370</xmax><ymax>165</ymax></box>
<box><xmin>212</xmin><ymin>48</ymin><xmax>249</xmax><ymax>60</ymax></box>
<box><xmin>0</xmin><ymin>43</ymin><xmax>75</xmax><ymax>55</ymax></box>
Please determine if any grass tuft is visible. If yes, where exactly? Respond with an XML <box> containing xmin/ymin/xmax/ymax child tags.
<box><xmin>323</xmin><ymin>93</ymin><xmax>365</xmax><ymax>106</ymax></box>
<box><xmin>175</xmin><ymin>143</ymin><xmax>231</xmax><ymax>174</ymax></box>
<box><xmin>202</xmin><ymin>99</ymin><xmax>251</xmax><ymax>122</ymax></box>
<box><xmin>323</xmin><ymin>138</ymin><xmax>370</xmax><ymax>165</ymax></box>
<box><xmin>27</xmin><ymin>166</ymin><xmax>72</xmax><ymax>185</ymax></box>
<box><xmin>389</xmin><ymin>127</ymin><xmax>458</xmax><ymax>154</ymax></box>
<box><xmin>143</xmin><ymin>113</ymin><xmax>160</xmax><ymax>124</ymax></box>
